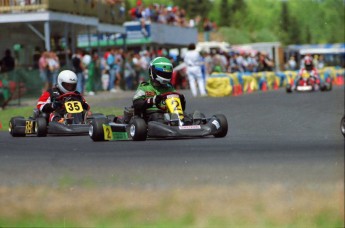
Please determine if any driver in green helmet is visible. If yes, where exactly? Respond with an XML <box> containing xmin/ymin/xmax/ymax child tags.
<box><xmin>133</xmin><ymin>56</ymin><xmax>186</xmax><ymax>122</ymax></box>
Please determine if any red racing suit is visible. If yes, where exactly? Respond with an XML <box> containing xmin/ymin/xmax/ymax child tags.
<box><xmin>37</xmin><ymin>87</ymin><xmax>90</xmax><ymax>122</ymax></box>
<box><xmin>298</xmin><ymin>67</ymin><xmax>319</xmax><ymax>79</ymax></box>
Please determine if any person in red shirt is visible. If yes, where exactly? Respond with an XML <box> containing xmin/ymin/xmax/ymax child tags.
<box><xmin>36</xmin><ymin>70</ymin><xmax>90</xmax><ymax>122</ymax></box>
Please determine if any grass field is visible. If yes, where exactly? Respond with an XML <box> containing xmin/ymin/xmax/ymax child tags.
<box><xmin>0</xmin><ymin>183</ymin><xmax>343</xmax><ymax>228</ymax></box>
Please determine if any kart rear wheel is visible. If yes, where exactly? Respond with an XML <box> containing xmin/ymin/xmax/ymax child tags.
<box><xmin>89</xmin><ymin>117</ymin><xmax>108</xmax><ymax>141</ymax></box>
<box><xmin>129</xmin><ymin>118</ymin><xmax>147</xmax><ymax>141</ymax></box>
<box><xmin>213</xmin><ymin>114</ymin><xmax>228</xmax><ymax>138</ymax></box>
<box><xmin>9</xmin><ymin>116</ymin><xmax>26</xmax><ymax>137</ymax></box>
<box><xmin>35</xmin><ymin>117</ymin><xmax>47</xmax><ymax>137</ymax></box>
<box><xmin>341</xmin><ymin>116</ymin><xmax>345</xmax><ymax>137</ymax></box>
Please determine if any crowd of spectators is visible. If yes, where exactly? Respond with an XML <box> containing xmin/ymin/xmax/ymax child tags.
<box><xmin>129</xmin><ymin>1</ymin><xmax>196</xmax><ymax>28</ymax></box>
<box><xmin>200</xmin><ymin>50</ymin><xmax>275</xmax><ymax>75</ymax></box>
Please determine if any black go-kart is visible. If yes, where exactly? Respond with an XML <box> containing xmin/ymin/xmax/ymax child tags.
<box><xmin>9</xmin><ymin>92</ymin><xmax>104</xmax><ymax>137</ymax></box>
<box><xmin>89</xmin><ymin>92</ymin><xmax>228</xmax><ymax>141</ymax></box>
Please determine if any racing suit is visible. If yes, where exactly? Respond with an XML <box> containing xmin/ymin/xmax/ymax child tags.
<box><xmin>293</xmin><ymin>67</ymin><xmax>320</xmax><ymax>89</ymax></box>
<box><xmin>37</xmin><ymin>87</ymin><xmax>90</xmax><ymax>122</ymax></box>
<box><xmin>133</xmin><ymin>80</ymin><xmax>186</xmax><ymax>122</ymax></box>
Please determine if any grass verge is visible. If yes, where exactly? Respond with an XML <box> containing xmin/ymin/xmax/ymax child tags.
<box><xmin>0</xmin><ymin>184</ymin><xmax>343</xmax><ymax>228</ymax></box>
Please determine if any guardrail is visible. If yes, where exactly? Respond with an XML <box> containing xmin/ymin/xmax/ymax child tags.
<box><xmin>0</xmin><ymin>0</ymin><xmax>125</xmax><ymax>24</ymax></box>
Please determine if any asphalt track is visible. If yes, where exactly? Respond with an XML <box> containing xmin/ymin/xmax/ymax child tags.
<box><xmin>0</xmin><ymin>87</ymin><xmax>344</xmax><ymax>188</ymax></box>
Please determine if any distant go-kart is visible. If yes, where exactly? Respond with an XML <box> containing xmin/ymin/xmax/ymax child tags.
<box><xmin>286</xmin><ymin>72</ymin><xmax>332</xmax><ymax>93</ymax></box>
<box><xmin>9</xmin><ymin>92</ymin><xmax>103</xmax><ymax>137</ymax></box>
<box><xmin>341</xmin><ymin>115</ymin><xmax>345</xmax><ymax>137</ymax></box>
<box><xmin>89</xmin><ymin>92</ymin><xmax>228</xmax><ymax>141</ymax></box>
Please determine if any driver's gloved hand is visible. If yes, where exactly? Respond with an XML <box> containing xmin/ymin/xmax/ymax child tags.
<box><xmin>82</xmin><ymin>102</ymin><xmax>89</xmax><ymax>110</ymax></box>
<box><xmin>147</xmin><ymin>95</ymin><xmax>162</xmax><ymax>105</ymax></box>
<box><xmin>153</xmin><ymin>94</ymin><xmax>163</xmax><ymax>104</ymax></box>
<box><xmin>51</xmin><ymin>100</ymin><xmax>63</xmax><ymax>110</ymax></box>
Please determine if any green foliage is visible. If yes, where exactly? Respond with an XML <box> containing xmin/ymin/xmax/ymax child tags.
<box><xmin>127</xmin><ymin>0</ymin><xmax>344</xmax><ymax>44</ymax></box>
<box><xmin>219</xmin><ymin>0</ymin><xmax>230</xmax><ymax>27</ymax></box>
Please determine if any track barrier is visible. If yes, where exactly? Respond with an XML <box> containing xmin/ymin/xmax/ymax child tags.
<box><xmin>206</xmin><ymin>67</ymin><xmax>345</xmax><ymax>97</ymax></box>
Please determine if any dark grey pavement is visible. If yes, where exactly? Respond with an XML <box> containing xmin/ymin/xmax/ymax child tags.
<box><xmin>0</xmin><ymin>87</ymin><xmax>344</xmax><ymax>188</ymax></box>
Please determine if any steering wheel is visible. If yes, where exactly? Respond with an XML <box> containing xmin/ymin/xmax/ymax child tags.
<box><xmin>155</xmin><ymin>91</ymin><xmax>182</xmax><ymax>111</ymax></box>
<box><xmin>56</xmin><ymin>92</ymin><xmax>82</xmax><ymax>101</ymax></box>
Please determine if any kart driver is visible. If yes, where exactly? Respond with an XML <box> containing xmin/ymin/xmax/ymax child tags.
<box><xmin>36</xmin><ymin>70</ymin><xmax>90</xmax><ymax>122</ymax></box>
<box><xmin>133</xmin><ymin>56</ymin><xmax>186</xmax><ymax>122</ymax></box>
<box><xmin>294</xmin><ymin>56</ymin><xmax>320</xmax><ymax>87</ymax></box>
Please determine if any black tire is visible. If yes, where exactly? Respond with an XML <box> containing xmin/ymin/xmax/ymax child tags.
<box><xmin>320</xmin><ymin>82</ymin><xmax>327</xmax><ymax>92</ymax></box>
<box><xmin>9</xmin><ymin>116</ymin><xmax>26</xmax><ymax>137</ymax></box>
<box><xmin>286</xmin><ymin>84</ymin><xmax>292</xmax><ymax>93</ymax></box>
<box><xmin>213</xmin><ymin>114</ymin><xmax>228</xmax><ymax>138</ymax></box>
<box><xmin>341</xmin><ymin>116</ymin><xmax>345</xmax><ymax>137</ymax></box>
<box><xmin>35</xmin><ymin>117</ymin><xmax>47</xmax><ymax>137</ymax></box>
<box><xmin>89</xmin><ymin>117</ymin><xmax>108</xmax><ymax>141</ymax></box>
<box><xmin>129</xmin><ymin>118</ymin><xmax>147</xmax><ymax>141</ymax></box>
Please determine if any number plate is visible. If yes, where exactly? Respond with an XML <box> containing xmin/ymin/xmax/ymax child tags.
<box><xmin>103</xmin><ymin>125</ymin><xmax>113</xmax><ymax>140</ymax></box>
<box><xmin>25</xmin><ymin>120</ymin><xmax>34</xmax><ymax>134</ymax></box>
<box><xmin>166</xmin><ymin>95</ymin><xmax>184</xmax><ymax>120</ymax></box>
<box><xmin>64</xmin><ymin>101</ymin><xmax>83</xmax><ymax>113</ymax></box>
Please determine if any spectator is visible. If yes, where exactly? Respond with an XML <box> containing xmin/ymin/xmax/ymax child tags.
<box><xmin>123</xmin><ymin>52</ymin><xmax>136</xmax><ymax>90</ymax></box>
<box><xmin>203</xmin><ymin>18</ymin><xmax>213</xmax><ymax>42</ymax></box>
<box><xmin>72</xmin><ymin>49</ymin><xmax>85</xmax><ymax>94</ymax></box>
<box><xmin>257</xmin><ymin>52</ymin><xmax>274</xmax><ymax>72</ymax></box>
<box><xmin>84</xmin><ymin>50</ymin><xmax>97</xmax><ymax>96</ymax></box>
<box><xmin>38</xmin><ymin>51</ymin><xmax>50</xmax><ymax>92</ymax></box>
<box><xmin>317</xmin><ymin>55</ymin><xmax>325</xmax><ymax>69</ymax></box>
<box><xmin>0</xmin><ymin>49</ymin><xmax>15</xmax><ymax>73</ymax></box>
<box><xmin>47</xmin><ymin>51</ymin><xmax>60</xmax><ymax>85</ymax></box>
<box><xmin>286</xmin><ymin>55</ymin><xmax>297</xmax><ymax>71</ymax></box>
<box><xmin>107</xmin><ymin>48</ymin><xmax>121</xmax><ymax>92</ymax></box>
<box><xmin>183</xmin><ymin>43</ymin><xmax>207</xmax><ymax>97</ymax></box>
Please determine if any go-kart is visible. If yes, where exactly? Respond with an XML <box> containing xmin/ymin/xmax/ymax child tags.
<box><xmin>9</xmin><ymin>92</ymin><xmax>103</xmax><ymax>137</ymax></box>
<box><xmin>286</xmin><ymin>72</ymin><xmax>331</xmax><ymax>93</ymax></box>
<box><xmin>89</xmin><ymin>92</ymin><xmax>228</xmax><ymax>141</ymax></box>
<box><xmin>341</xmin><ymin>115</ymin><xmax>345</xmax><ymax>137</ymax></box>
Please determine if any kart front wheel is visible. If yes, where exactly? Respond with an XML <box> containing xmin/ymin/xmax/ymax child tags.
<box><xmin>89</xmin><ymin>117</ymin><xmax>108</xmax><ymax>141</ymax></box>
<box><xmin>129</xmin><ymin>118</ymin><xmax>147</xmax><ymax>141</ymax></box>
<box><xmin>35</xmin><ymin>117</ymin><xmax>47</xmax><ymax>137</ymax></box>
<box><xmin>286</xmin><ymin>84</ymin><xmax>292</xmax><ymax>93</ymax></box>
<box><xmin>213</xmin><ymin>114</ymin><xmax>228</xmax><ymax>138</ymax></box>
<box><xmin>9</xmin><ymin>116</ymin><xmax>26</xmax><ymax>137</ymax></box>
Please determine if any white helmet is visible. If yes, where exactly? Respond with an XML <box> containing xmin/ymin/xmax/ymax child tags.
<box><xmin>57</xmin><ymin>70</ymin><xmax>77</xmax><ymax>94</ymax></box>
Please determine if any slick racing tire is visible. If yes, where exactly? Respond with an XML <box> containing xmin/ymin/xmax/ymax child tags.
<box><xmin>341</xmin><ymin>116</ymin><xmax>345</xmax><ymax>137</ymax></box>
<box><xmin>286</xmin><ymin>84</ymin><xmax>292</xmax><ymax>93</ymax></box>
<box><xmin>89</xmin><ymin>117</ymin><xmax>108</xmax><ymax>141</ymax></box>
<box><xmin>213</xmin><ymin>114</ymin><xmax>228</xmax><ymax>138</ymax></box>
<box><xmin>129</xmin><ymin>118</ymin><xmax>147</xmax><ymax>141</ymax></box>
<box><xmin>35</xmin><ymin>117</ymin><xmax>47</xmax><ymax>137</ymax></box>
<box><xmin>9</xmin><ymin>116</ymin><xmax>26</xmax><ymax>137</ymax></box>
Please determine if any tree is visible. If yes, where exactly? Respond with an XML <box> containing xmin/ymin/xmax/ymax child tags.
<box><xmin>219</xmin><ymin>0</ymin><xmax>230</xmax><ymax>27</ymax></box>
<box><xmin>229</xmin><ymin>0</ymin><xmax>246</xmax><ymax>27</ymax></box>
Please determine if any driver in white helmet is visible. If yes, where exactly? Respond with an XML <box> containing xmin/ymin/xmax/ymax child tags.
<box><xmin>36</xmin><ymin>70</ymin><xmax>90</xmax><ymax>122</ymax></box>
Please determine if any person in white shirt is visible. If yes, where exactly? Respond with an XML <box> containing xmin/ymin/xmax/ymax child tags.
<box><xmin>183</xmin><ymin>43</ymin><xmax>207</xmax><ymax>97</ymax></box>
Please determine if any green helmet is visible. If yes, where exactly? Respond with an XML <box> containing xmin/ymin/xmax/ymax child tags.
<box><xmin>149</xmin><ymin>57</ymin><xmax>173</xmax><ymax>85</ymax></box>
